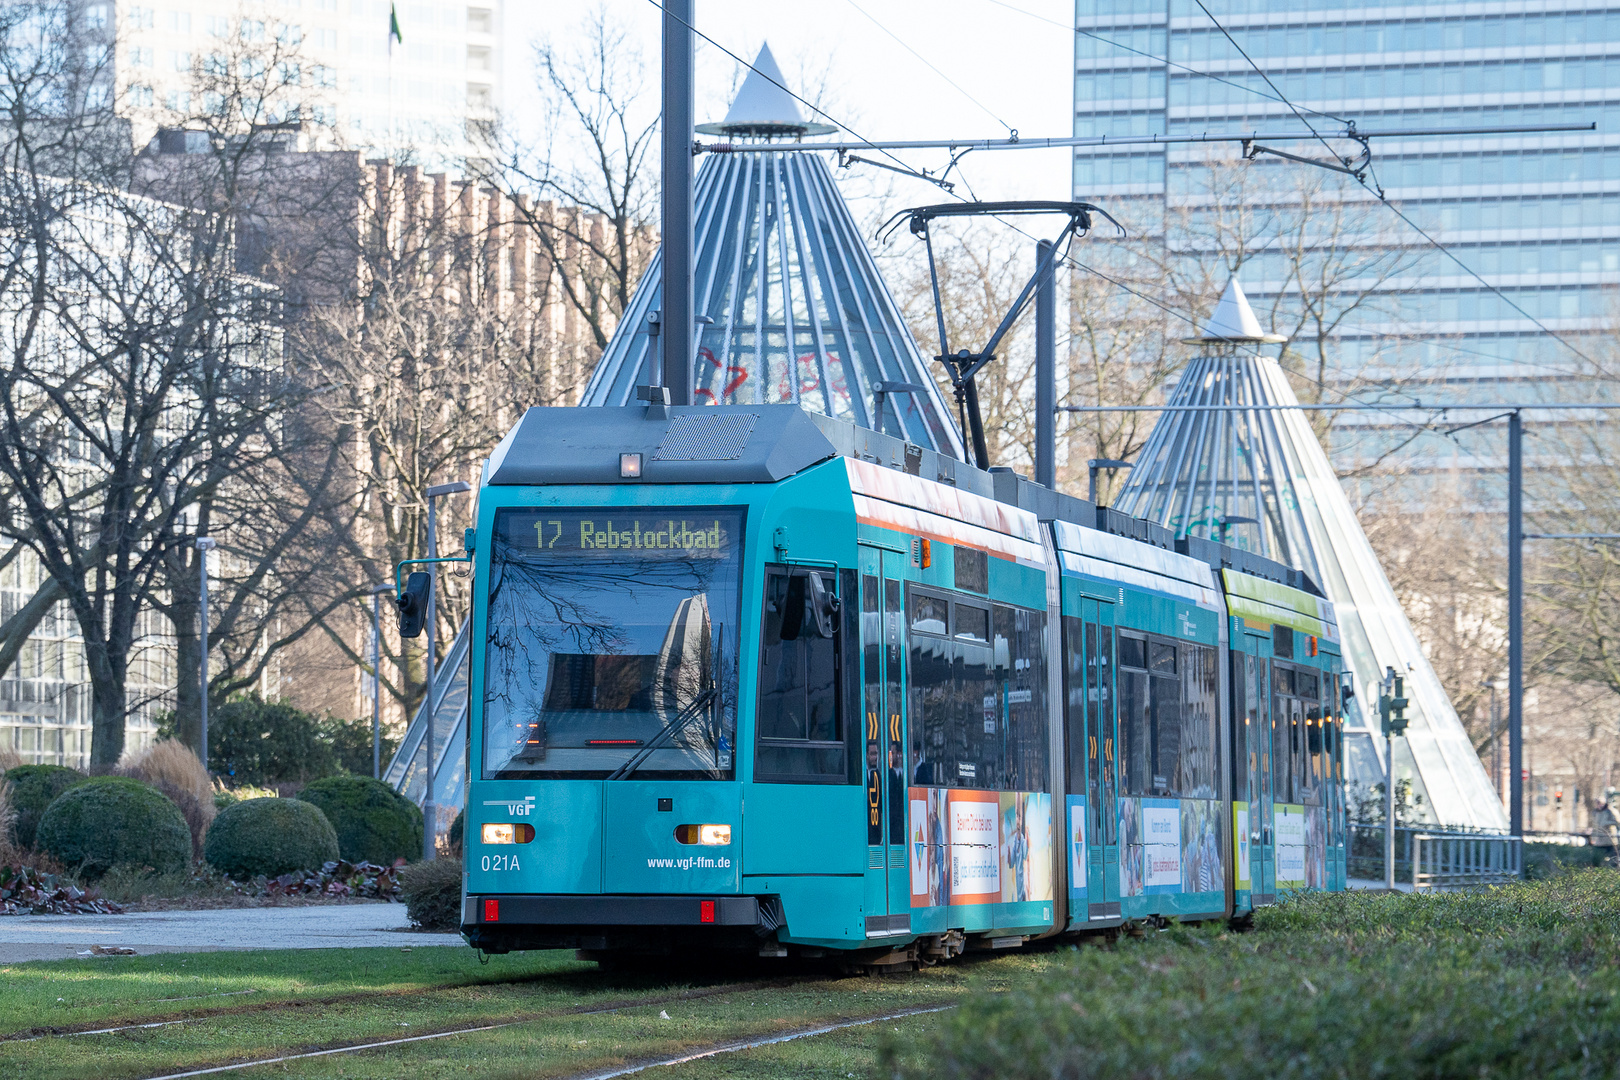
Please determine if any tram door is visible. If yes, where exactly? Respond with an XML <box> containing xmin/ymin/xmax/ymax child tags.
<box><xmin>858</xmin><ymin>546</ymin><xmax>910</xmax><ymax>938</ymax></box>
<box><xmin>1081</xmin><ymin>598</ymin><xmax>1120</xmax><ymax>919</ymax></box>
<box><xmin>1246</xmin><ymin>643</ymin><xmax>1276</xmax><ymax>904</ymax></box>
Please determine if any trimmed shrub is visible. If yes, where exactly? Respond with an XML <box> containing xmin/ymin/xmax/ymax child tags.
<box><xmin>4</xmin><ymin>764</ymin><xmax>85</xmax><ymax>850</ymax></box>
<box><xmin>400</xmin><ymin>857</ymin><xmax>462</xmax><ymax>930</ymax></box>
<box><xmin>296</xmin><ymin>776</ymin><xmax>422</xmax><ymax>866</ymax></box>
<box><xmin>204</xmin><ymin>797</ymin><xmax>340</xmax><ymax>878</ymax></box>
<box><xmin>36</xmin><ymin>777</ymin><xmax>191</xmax><ymax>877</ymax></box>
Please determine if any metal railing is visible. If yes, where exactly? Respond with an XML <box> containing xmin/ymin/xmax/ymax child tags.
<box><xmin>1412</xmin><ymin>833</ymin><xmax>1523</xmax><ymax>891</ymax></box>
<box><xmin>1348</xmin><ymin>823</ymin><xmax>1521</xmax><ymax>886</ymax></box>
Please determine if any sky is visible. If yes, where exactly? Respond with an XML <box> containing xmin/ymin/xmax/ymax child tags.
<box><xmin>499</xmin><ymin>0</ymin><xmax>1077</xmax><ymax>207</ymax></box>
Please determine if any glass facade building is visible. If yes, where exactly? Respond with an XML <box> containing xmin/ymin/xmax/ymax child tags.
<box><xmin>1073</xmin><ymin>0</ymin><xmax>1620</xmax><ymax>399</ymax></box>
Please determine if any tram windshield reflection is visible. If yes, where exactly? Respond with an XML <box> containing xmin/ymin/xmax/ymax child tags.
<box><xmin>482</xmin><ymin>508</ymin><xmax>743</xmax><ymax>779</ymax></box>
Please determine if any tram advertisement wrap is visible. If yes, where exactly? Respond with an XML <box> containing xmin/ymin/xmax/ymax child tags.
<box><xmin>1000</xmin><ymin>792</ymin><xmax>1053</xmax><ymax>903</ymax></box>
<box><xmin>1143</xmin><ymin>800</ymin><xmax>1181</xmax><ymax>891</ymax></box>
<box><xmin>949</xmin><ymin>792</ymin><xmax>1000</xmax><ymax>904</ymax></box>
<box><xmin>1180</xmin><ymin>799</ymin><xmax>1222</xmax><ymax>894</ymax></box>
<box><xmin>1066</xmin><ymin>795</ymin><xmax>1086</xmax><ymax>892</ymax></box>
<box><xmin>1233</xmin><ymin>801</ymin><xmax>1251</xmax><ymax>891</ymax></box>
<box><xmin>1119</xmin><ymin>798</ymin><xmax>1228</xmax><ymax>898</ymax></box>
<box><xmin>909</xmin><ymin>788</ymin><xmax>948</xmax><ymax>907</ymax></box>
<box><xmin>908</xmin><ymin>789</ymin><xmax>1053</xmax><ymax>907</ymax></box>
<box><xmin>1276</xmin><ymin>804</ymin><xmax>1307</xmax><ymax>887</ymax></box>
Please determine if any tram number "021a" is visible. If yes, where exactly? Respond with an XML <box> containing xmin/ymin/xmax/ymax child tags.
<box><xmin>480</xmin><ymin>854</ymin><xmax>521</xmax><ymax>872</ymax></box>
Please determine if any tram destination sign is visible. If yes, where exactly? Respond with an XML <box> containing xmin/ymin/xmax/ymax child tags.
<box><xmin>495</xmin><ymin>508</ymin><xmax>741</xmax><ymax>560</ymax></box>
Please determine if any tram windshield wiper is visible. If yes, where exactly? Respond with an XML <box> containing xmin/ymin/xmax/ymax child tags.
<box><xmin>604</xmin><ymin>686</ymin><xmax>719</xmax><ymax>782</ymax></box>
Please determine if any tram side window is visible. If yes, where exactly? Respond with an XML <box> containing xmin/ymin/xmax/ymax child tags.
<box><xmin>1062</xmin><ymin>616</ymin><xmax>1087</xmax><ymax>794</ymax></box>
<box><xmin>1118</xmin><ymin>631</ymin><xmax>1217</xmax><ymax>798</ymax></box>
<box><xmin>996</xmin><ymin>604</ymin><xmax>1048</xmax><ymax>792</ymax></box>
<box><xmin>1117</xmin><ymin>635</ymin><xmax>1151</xmax><ymax>797</ymax></box>
<box><xmin>908</xmin><ymin>586</ymin><xmax>1045</xmax><ymax>791</ymax></box>
<box><xmin>909</xmin><ymin>590</ymin><xmax>953</xmax><ymax>786</ymax></box>
<box><xmin>1177</xmin><ymin>642</ymin><xmax>1219</xmax><ymax>799</ymax></box>
<box><xmin>1271</xmin><ymin>663</ymin><xmax>1300</xmax><ymax>804</ymax></box>
<box><xmin>755</xmin><ymin>567</ymin><xmax>846</xmax><ymax>783</ymax></box>
<box><xmin>955</xmin><ymin>601</ymin><xmax>1000</xmax><ymax>789</ymax></box>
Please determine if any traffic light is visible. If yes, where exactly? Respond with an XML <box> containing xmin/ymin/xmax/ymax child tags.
<box><xmin>1379</xmin><ymin>674</ymin><xmax>1410</xmax><ymax>737</ymax></box>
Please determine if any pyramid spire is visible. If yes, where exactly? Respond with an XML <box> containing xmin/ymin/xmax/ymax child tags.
<box><xmin>1183</xmin><ymin>276</ymin><xmax>1286</xmax><ymax>345</ymax></box>
<box><xmin>695</xmin><ymin>44</ymin><xmax>837</xmax><ymax>138</ymax></box>
<box><xmin>1113</xmin><ymin>281</ymin><xmax>1508</xmax><ymax>832</ymax></box>
<box><xmin>583</xmin><ymin>65</ymin><xmax>961</xmax><ymax>455</ymax></box>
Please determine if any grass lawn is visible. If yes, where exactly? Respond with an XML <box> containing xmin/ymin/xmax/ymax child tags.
<box><xmin>5</xmin><ymin>873</ymin><xmax>1618</xmax><ymax>1078</ymax></box>
<box><xmin>0</xmin><ymin>943</ymin><xmax>1046</xmax><ymax>1079</ymax></box>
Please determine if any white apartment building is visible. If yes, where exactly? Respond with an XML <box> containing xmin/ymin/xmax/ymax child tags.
<box><xmin>99</xmin><ymin>0</ymin><xmax>502</xmax><ymax>166</ymax></box>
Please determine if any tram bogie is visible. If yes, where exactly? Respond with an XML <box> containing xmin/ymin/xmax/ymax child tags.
<box><xmin>455</xmin><ymin>404</ymin><xmax>1347</xmax><ymax>962</ymax></box>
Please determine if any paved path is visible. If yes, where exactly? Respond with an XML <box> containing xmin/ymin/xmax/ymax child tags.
<box><xmin>0</xmin><ymin>903</ymin><xmax>466</xmax><ymax>963</ymax></box>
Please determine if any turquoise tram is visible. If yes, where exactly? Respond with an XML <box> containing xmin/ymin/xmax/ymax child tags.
<box><xmin>448</xmin><ymin>404</ymin><xmax>1346</xmax><ymax>964</ymax></box>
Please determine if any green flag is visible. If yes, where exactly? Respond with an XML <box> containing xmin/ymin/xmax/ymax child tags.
<box><xmin>388</xmin><ymin>3</ymin><xmax>403</xmax><ymax>50</ymax></box>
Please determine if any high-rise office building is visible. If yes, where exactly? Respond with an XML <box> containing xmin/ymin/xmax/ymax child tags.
<box><xmin>98</xmin><ymin>0</ymin><xmax>501</xmax><ymax>164</ymax></box>
<box><xmin>1073</xmin><ymin>0</ymin><xmax>1620</xmax><ymax>398</ymax></box>
<box><xmin>1073</xmin><ymin>2</ymin><xmax>1620</xmax><ymax>827</ymax></box>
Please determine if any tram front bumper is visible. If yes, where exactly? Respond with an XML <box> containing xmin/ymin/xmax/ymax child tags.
<box><xmin>463</xmin><ymin>893</ymin><xmax>761</xmax><ymax>928</ymax></box>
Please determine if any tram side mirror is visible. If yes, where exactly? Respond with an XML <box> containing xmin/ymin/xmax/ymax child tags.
<box><xmin>780</xmin><ymin>572</ymin><xmax>838</xmax><ymax>641</ymax></box>
<box><xmin>1340</xmin><ymin>672</ymin><xmax>1356</xmax><ymax>701</ymax></box>
<box><xmin>806</xmin><ymin>571</ymin><xmax>839</xmax><ymax>638</ymax></box>
<box><xmin>396</xmin><ymin>572</ymin><xmax>432</xmax><ymax>638</ymax></box>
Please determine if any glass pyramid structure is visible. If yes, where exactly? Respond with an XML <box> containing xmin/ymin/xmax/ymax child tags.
<box><xmin>1113</xmin><ymin>279</ymin><xmax>1508</xmax><ymax>831</ymax></box>
<box><xmin>579</xmin><ymin>46</ymin><xmax>964</xmax><ymax>457</ymax></box>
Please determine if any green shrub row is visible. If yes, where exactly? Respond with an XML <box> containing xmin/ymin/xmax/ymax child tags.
<box><xmin>188</xmin><ymin>696</ymin><xmax>397</xmax><ymax>786</ymax></box>
<box><xmin>9</xmin><ymin>764</ymin><xmax>423</xmax><ymax>880</ymax></box>
<box><xmin>883</xmin><ymin>872</ymin><xmax>1620</xmax><ymax>1079</ymax></box>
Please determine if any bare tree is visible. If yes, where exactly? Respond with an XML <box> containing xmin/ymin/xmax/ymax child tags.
<box><xmin>0</xmin><ymin>40</ymin><xmax>298</xmax><ymax>765</ymax></box>
<box><xmin>295</xmin><ymin>164</ymin><xmax>558</xmax><ymax>717</ymax></box>
<box><xmin>499</xmin><ymin>8</ymin><xmax>658</xmax><ymax>357</ymax></box>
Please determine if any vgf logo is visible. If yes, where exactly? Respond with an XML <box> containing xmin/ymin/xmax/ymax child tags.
<box><xmin>484</xmin><ymin>795</ymin><xmax>535</xmax><ymax>816</ymax></box>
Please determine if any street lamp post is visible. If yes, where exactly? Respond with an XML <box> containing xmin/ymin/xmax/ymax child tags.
<box><xmin>420</xmin><ymin>480</ymin><xmax>472</xmax><ymax>860</ymax></box>
<box><xmin>195</xmin><ymin>537</ymin><xmax>217</xmax><ymax>773</ymax></box>
<box><xmin>369</xmin><ymin>582</ymin><xmax>393</xmax><ymax>779</ymax></box>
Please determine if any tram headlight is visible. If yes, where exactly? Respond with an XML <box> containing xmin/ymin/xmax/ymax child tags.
<box><xmin>482</xmin><ymin>823</ymin><xmax>535</xmax><ymax>844</ymax></box>
<box><xmin>674</xmin><ymin>823</ymin><xmax>732</xmax><ymax>846</ymax></box>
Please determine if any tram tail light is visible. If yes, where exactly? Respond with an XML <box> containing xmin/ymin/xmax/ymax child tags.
<box><xmin>674</xmin><ymin>824</ymin><xmax>732</xmax><ymax>845</ymax></box>
<box><xmin>700</xmin><ymin>900</ymin><xmax>716</xmax><ymax>923</ymax></box>
<box><xmin>482</xmin><ymin>823</ymin><xmax>535</xmax><ymax>845</ymax></box>
<box><xmin>484</xmin><ymin>899</ymin><xmax>500</xmax><ymax>922</ymax></box>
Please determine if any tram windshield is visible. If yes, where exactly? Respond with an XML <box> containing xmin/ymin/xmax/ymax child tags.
<box><xmin>481</xmin><ymin>508</ymin><xmax>743</xmax><ymax>780</ymax></box>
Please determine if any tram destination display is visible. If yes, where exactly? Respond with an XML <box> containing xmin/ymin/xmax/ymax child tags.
<box><xmin>497</xmin><ymin>509</ymin><xmax>738</xmax><ymax>559</ymax></box>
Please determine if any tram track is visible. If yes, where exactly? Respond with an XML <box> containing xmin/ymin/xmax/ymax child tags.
<box><xmin>0</xmin><ymin>968</ymin><xmax>790</xmax><ymax>1045</ymax></box>
<box><xmin>132</xmin><ymin>995</ymin><xmax>956</xmax><ymax>1080</ymax></box>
